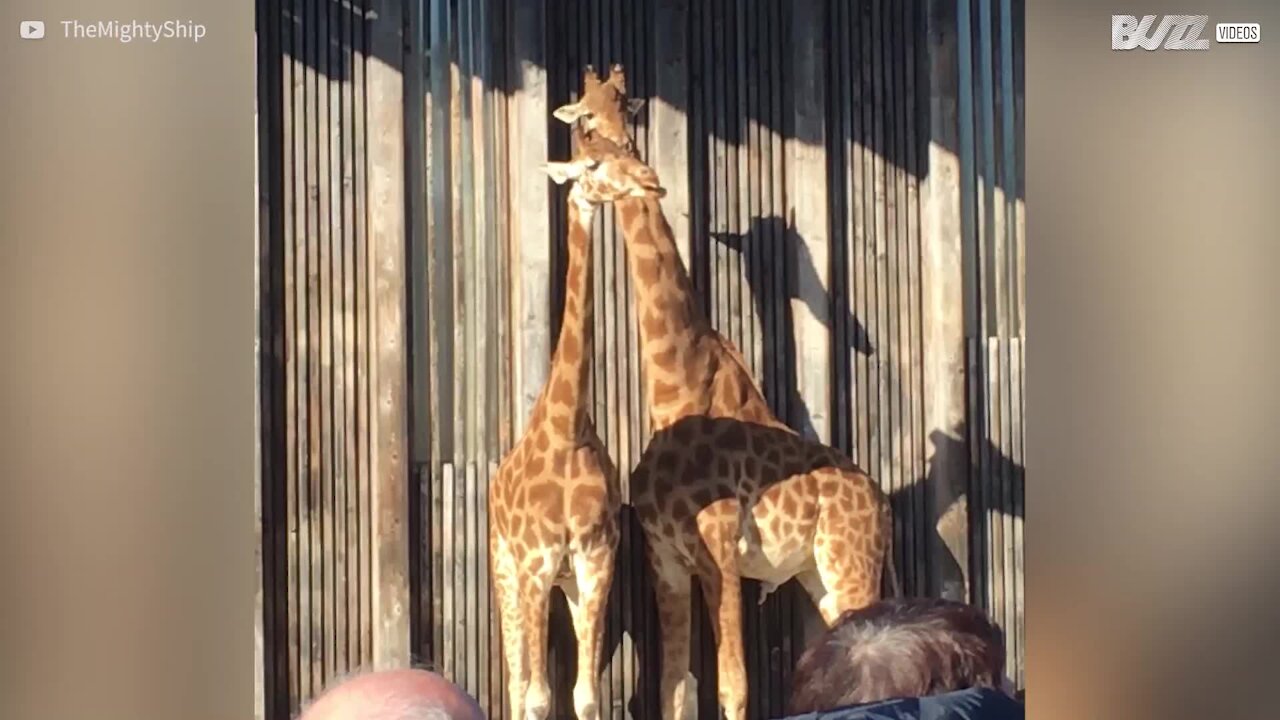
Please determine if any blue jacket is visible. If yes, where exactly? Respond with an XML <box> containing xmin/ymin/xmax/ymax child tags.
<box><xmin>778</xmin><ymin>688</ymin><xmax>1025</xmax><ymax>720</ymax></box>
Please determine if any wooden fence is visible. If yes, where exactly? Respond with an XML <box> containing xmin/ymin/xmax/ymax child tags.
<box><xmin>255</xmin><ymin>0</ymin><xmax>1025</xmax><ymax>718</ymax></box>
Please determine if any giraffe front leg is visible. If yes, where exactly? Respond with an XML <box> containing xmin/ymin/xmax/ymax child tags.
<box><xmin>700</xmin><ymin>564</ymin><xmax>748</xmax><ymax>720</ymax></box>
<box><xmin>648</xmin><ymin>544</ymin><xmax>696</xmax><ymax>720</ymax></box>
<box><xmin>564</xmin><ymin>541</ymin><xmax>616</xmax><ymax>720</ymax></box>
<box><xmin>492</xmin><ymin>535</ymin><xmax>526</xmax><ymax>718</ymax></box>
<box><xmin>519</xmin><ymin>556</ymin><xmax>560</xmax><ymax>720</ymax></box>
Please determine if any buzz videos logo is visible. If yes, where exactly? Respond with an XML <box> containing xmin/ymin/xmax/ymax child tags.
<box><xmin>1112</xmin><ymin>15</ymin><xmax>1261</xmax><ymax>50</ymax></box>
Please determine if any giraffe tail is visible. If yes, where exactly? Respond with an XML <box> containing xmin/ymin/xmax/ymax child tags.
<box><xmin>881</xmin><ymin>501</ymin><xmax>903</xmax><ymax>599</ymax></box>
<box><xmin>884</xmin><ymin>550</ymin><xmax>903</xmax><ymax>599</ymax></box>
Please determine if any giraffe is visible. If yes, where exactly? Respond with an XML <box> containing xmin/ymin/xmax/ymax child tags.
<box><xmin>488</xmin><ymin>97</ymin><xmax>665</xmax><ymax>720</ymax></box>
<box><xmin>547</xmin><ymin>65</ymin><xmax>898</xmax><ymax>720</ymax></box>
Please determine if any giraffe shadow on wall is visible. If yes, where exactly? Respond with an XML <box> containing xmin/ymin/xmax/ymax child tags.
<box><xmin>888</xmin><ymin>427</ymin><xmax>1026</xmax><ymax>598</ymax></box>
<box><xmin>710</xmin><ymin>214</ymin><xmax>876</xmax><ymax>439</ymax></box>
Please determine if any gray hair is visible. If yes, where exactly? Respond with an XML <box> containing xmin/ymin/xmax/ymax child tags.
<box><xmin>787</xmin><ymin>597</ymin><xmax>1006</xmax><ymax>714</ymax></box>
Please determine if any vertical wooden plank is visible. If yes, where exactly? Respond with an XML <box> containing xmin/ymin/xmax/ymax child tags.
<box><xmin>921</xmin><ymin>0</ymin><xmax>970</xmax><ymax>601</ymax></box>
<box><xmin>726</xmin><ymin>0</ymin><xmax>744</xmax><ymax>358</ymax></box>
<box><xmin>851</xmin><ymin>0</ymin><xmax>870</xmax><ymax>467</ymax></box>
<box><xmin>986</xmin><ymin>0</ymin><xmax>1008</xmax><ymax>343</ymax></box>
<box><xmin>350</xmin><ymin>0</ymin><xmax>371</xmax><ymax>666</ymax></box>
<box><xmin>1000</xmin><ymin>0</ymin><xmax>1019</xmax><ymax>339</ymax></box>
<box><xmin>456</xmin><ymin>0</ymin><xmax>478</xmax><ymax>465</ymax></box>
<box><xmin>283</xmin><ymin>1</ymin><xmax>301</xmax><ymax>691</ymax></box>
<box><xmin>453</xmin><ymin>463</ymin><xmax>468</xmax><ymax>687</ymax></box>
<box><xmin>745</xmin><ymin>0</ymin><xmax>765</xmax><ymax>395</ymax></box>
<box><xmin>859</xmin><ymin>0</ymin><xmax>879</xmax><ymax>484</ymax></box>
<box><xmin>965</xmin><ymin>335</ymin><xmax>986</xmax><ymax>605</ymax></box>
<box><xmin>449</xmin><ymin>2</ymin><xmax>466</xmax><ymax>470</ymax></box>
<box><xmin>652</xmin><ymin>0</ymin><xmax>691</xmax><ymax>267</ymax></box>
<box><xmin>331</xmin><ymin>0</ymin><xmax>354</xmax><ymax>676</ymax></box>
<box><xmin>404</xmin><ymin>0</ymin><xmax>427</xmax><ymax>663</ymax></box>
<box><xmin>483</xmin><ymin>460</ymin><xmax>499</xmax><ymax>715</ymax></box>
<box><xmin>1013</xmin><ymin>0</ymin><xmax>1026</xmax><ymax>340</ymax></box>
<box><xmin>265</xmin><ymin>1</ymin><xmax>290</xmax><ymax>710</ymax></box>
<box><xmin>869</xmin><ymin>0</ymin><xmax>890</xmax><ymax>492</ymax></box>
<box><xmin>429</xmin><ymin>0</ymin><xmax>455</xmax><ymax>467</ymax></box>
<box><xmin>491</xmin><ymin>2</ymin><xmax>513</xmax><ymax>458</ymax></box>
<box><xmin>299</xmin><ymin>0</ymin><xmax>320</xmax><ymax>700</ymax></box>
<box><xmin>465</xmin><ymin>463</ymin><xmax>480</xmax><ymax>697</ymax></box>
<box><xmin>253</xmin><ymin>19</ymin><xmax>266</xmax><ymax>713</ymax></box>
<box><xmin>710</xmin><ymin>0</ymin><xmax>727</xmax><ymax>348</ymax></box>
<box><xmin>828</xmin><ymin>0</ymin><xmax>849</xmax><ymax>461</ymax></box>
<box><xmin>440</xmin><ymin>462</ymin><xmax>455</xmax><ymax>678</ymax></box>
<box><xmin>511</xmin><ymin>0</ymin><xmax>549</xmax><ymax>435</ymax></box>
<box><xmin>427</xmin><ymin>0</ymin><xmax>450</xmax><ymax>676</ymax></box>
<box><xmin>406</xmin><ymin>0</ymin><xmax>430</xmax><ymax>469</ymax></box>
<box><xmin>904</xmin><ymin>0</ymin><xmax>928</xmax><ymax>593</ymax></box>
<box><xmin>316</xmin><ymin>0</ymin><xmax>338</xmax><ymax>685</ymax></box>
<box><xmin>352</xmin><ymin>0</ymin><xmax>373</xmax><ymax>670</ymax></box>
<box><xmin>366</xmin><ymin>0</ymin><xmax>411</xmax><ymax>670</ymax></box>
<box><xmin>986</xmin><ymin>338</ymin><xmax>1007</xmax><ymax>654</ymax></box>
<box><xmin>1011</xmin><ymin>337</ymin><xmax>1025</xmax><ymax>688</ymax></box>
<box><xmin>882</xmin><ymin>0</ymin><xmax>905</xmax><ymax>586</ymax></box>
<box><xmin>343</xmin><ymin>0</ymin><xmax>362</xmax><ymax>674</ymax></box>
<box><xmin>788</xmin><ymin>0</ymin><xmax>830</xmax><ymax>444</ymax></box>
<box><xmin>911</xmin><ymin>0</ymin><xmax>926</xmax><ymax>592</ymax></box>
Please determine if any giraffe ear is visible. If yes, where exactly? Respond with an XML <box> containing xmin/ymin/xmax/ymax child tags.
<box><xmin>552</xmin><ymin>101</ymin><xmax>589</xmax><ymax>124</ymax></box>
<box><xmin>626</xmin><ymin>98</ymin><xmax>645</xmax><ymax>117</ymax></box>
<box><xmin>542</xmin><ymin>161</ymin><xmax>583</xmax><ymax>185</ymax></box>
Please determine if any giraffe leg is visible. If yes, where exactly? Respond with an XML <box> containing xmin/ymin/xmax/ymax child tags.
<box><xmin>648</xmin><ymin>544</ymin><xmax>696</xmax><ymax>720</ymax></box>
<box><xmin>563</xmin><ymin>542</ymin><xmax>615</xmax><ymax>720</ymax></box>
<box><xmin>520</xmin><ymin>555</ymin><xmax>561</xmax><ymax>720</ymax></box>
<box><xmin>795</xmin><ymin>567</ymin><xmax>829</xmax><ymax>611</ymax></box>
<box><xmin>493</xmin><ymin>535</ymin><xmax>526</xmax><ymax>718</ymax></box>
<box><xmin>812</xmin><ymin>474</ymin><xmax>888</xmax><ymax>625</ymax></box>
<box><xmin>701</xmin><ymin>543</ymin><xmax>747</xmax><ymax>717</ymax></box>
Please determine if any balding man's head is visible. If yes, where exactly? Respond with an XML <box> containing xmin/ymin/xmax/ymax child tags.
<box><xmin>297</xmin><ymin>668</ymin><xmax>485</xmax><ymax>720</ymax></box>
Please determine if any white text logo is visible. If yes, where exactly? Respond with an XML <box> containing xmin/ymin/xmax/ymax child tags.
<box><xmin>1112</xmin><ymin>15</ymin><xmax>1210</xmax><ymax>50</ymax></box>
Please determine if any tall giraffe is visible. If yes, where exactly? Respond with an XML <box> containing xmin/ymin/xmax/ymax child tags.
<box><xmin>549</xmin><ymin>65</ymin><xmax>898</xmax><ymax>720</ymax></box>
<box><xmin>489</xmin><ymin>96</ymin><xmax>665</xmax><ymax>720</ymax></box>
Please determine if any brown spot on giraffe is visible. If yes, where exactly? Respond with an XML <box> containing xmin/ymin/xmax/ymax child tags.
<box><xmin>652</xmin><ymin>378</ymin><xmax>681</xmax><ymax>407</ymax></box>
<box><xmin>550</xmin><ymin>64</ymin><xmax>896</xmax><ymax>720</ymax></box>
<box><xmin>652</xmin><ymin>344</ymin><xmax>678</xmax><ymax>372</ymax></box>
<box><xmin>719</xmin><ymin>422</ymin><xmax>748</xmax><ymax>451</ymax></box>
<box><xmin>550</xmin><ymin>375</ymin><xmax>574</xmax><ymax>406</ymax></box>
<box><xmin>642</xmin><ymin>309</ymin><xmax>668</xmax><ymax>339</ymax></box>
<box><xmin>694</xmin><ymin>444</ymin><xmax>714</xmax><ymax>467</ymax></box>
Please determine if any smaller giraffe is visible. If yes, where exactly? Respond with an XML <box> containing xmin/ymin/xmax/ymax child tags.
<box><xmin>489</xmin><ymin>113</ymin><xmax>664</xmax><ymax>720</ymax></box>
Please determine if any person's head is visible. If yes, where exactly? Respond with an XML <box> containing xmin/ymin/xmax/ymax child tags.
<box><xmin>787</xmin><ymin>597</ymin><xmax>1008</xmax><ymax>715</ymax></box>
<box><xmin>297</xmin><ymin>668</ymin><xmax>485</xmax><ymax>720</ymax></box>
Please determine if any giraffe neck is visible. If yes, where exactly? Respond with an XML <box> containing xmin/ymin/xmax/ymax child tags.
<box><xmin>616</xmin><ymin>197</ymin><xmax>775</xmax><ymax>429</ymax></box>
<box><xmin>532</xmin><ymin>199</ymin><xmax>597</xmax><ymax>443</ymax></box>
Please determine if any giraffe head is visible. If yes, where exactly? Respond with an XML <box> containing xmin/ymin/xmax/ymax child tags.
<box><xmin>551</xmin><ymin>64</ymin><xmax>643</xmax><ymax>151</ymax></box>
<box><xmin>543</xmin><ymin>122</ymin><xmax>666</xmax><ymax>206</ymax></box>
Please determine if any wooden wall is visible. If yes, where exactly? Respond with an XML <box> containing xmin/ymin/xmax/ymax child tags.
<box><xmin>256</xmin><ymin>0</ymin><xmax>1026</xmax><ymax>717</ymax></box>
<box><xmin>256</xmin><ymin>1</ymin><xmax>411</xmax><ymax>718</ymax></box>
